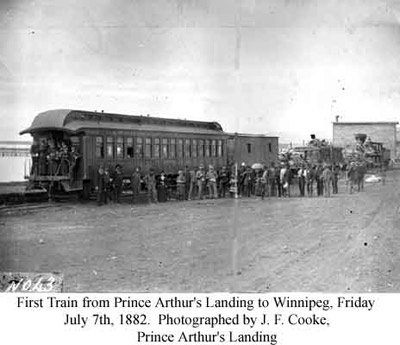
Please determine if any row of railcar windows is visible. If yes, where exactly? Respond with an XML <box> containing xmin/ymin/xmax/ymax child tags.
<box><xmin>95</xmin><ymin>136</ymin><xmax>224</xmax><ymax>159</ymax></box>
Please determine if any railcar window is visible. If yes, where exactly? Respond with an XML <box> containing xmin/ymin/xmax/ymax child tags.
<box><xmin>154</xmin><ymin>138</ymin><xmax>160</xmax><ymax>158</ymax></box>
<box><xmin>106</xmin><ymin>136</ymin><xmax>114</xmax><ymax>158</ymax></box>
<box><xmin>211</xmin><ymin>139</ymin><xmax>216</xmax><ymax>157</ymax></box>
<box><xmin>192</xmin><ymin>139</ymin><xmax>198</xmax><ymax>158</ymax></box>
<box><xmin>162</xmin><ymin>138</ymin><xmax>168</xmax><ymax>158</ymax></box>
<box><xmin>145</xmin><ymin>138</ymin><xmax>152</xmax><ymax>158</ymax></box>
<box><xmin>136</xmin><ymin>138</ymin><xmax>143</xmax><ymax>158</ymax></box>
<box><xmin>116</xmin><ymin>136</ymin><xmax>124</xmax><ymax>158</ymax></box>
<box><xmin>217</xmin><ymin>140</ymin><xmax>222</xmax><ymax>157</ymax></box>
<box><xmin>184</xmin><ymin>139</ymin><xmax>190</xmax><ymax>158</ymax></box>
<box><xmin>199</xmin><ymin>140</ymin><xmax>204</xmax><ymax>157</ymax></box>
<box><xmin>177</xmin><ymin>139</ymin><xmax>183</xmax><ymax>158</ymax></box>
<box><xmin>170</xmin><ymin>139</ymin><xmax>176</xmax><ymax>158</ymax></box>
<box><xmin>205</xmin><ymin>140</ymin><xmax>210</xmax><ymax>157</ymax></box>
<box><xmin>247</xmin><ymin>143</ymin><xmax>252</xmax><ymax>154</ymax></box>
<box><xmin>96</xmin><ymin>136</ymin><xmax>104</xmax><ymax>158</ymax></box>
<box><xmin>126</xmin><ymin>138</ymin><xmax>134</xmax><ymax>158</ymax></box>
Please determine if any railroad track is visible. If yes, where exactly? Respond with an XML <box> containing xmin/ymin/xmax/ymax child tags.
<box><xmin>0</xmin><ymin>202</ymin><xmax>62</xmax><ymax>215</ymax></box>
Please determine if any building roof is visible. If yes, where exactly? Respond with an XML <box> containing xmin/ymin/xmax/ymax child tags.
<box><xmin>227</xmin><ymin>132</ymin><xmax>279</xmax><ymax>138</ymax></box>
<box><xmin>20</xmin><ymin>109</ymin><xmax>224</xmax><ymax>135</ymax></box>
<box><xmin>333</xmin><ymin>121</ymin><xmax>398</xmax><ymax>126</ymax></box>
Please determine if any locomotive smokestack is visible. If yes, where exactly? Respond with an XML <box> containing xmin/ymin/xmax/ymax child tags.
<box><xmin>310</xmin><ymin>134</ymin><xmax>316</xmax><ymax>140</ymax></box>
<box><xmin>335</xmin><ymin>115</ymin><xmax>339</xmax><ymax>122</ymax></box>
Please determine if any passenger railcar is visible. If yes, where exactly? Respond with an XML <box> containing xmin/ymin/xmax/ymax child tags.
<box><xmin>20</xmin><ymin>109</ymin><xmax>279</xmax><ymax>197</ymax></box>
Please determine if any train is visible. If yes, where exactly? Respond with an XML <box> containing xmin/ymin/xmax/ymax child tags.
<box><xmin>280</xmin><ymin>135</ymin><xmax>344</xmax><ymax>169</ymax></box>
<box><xmin>20</xmin><ymin>109</ymin><xmax>279</xmax><ymax>198</ymax></box>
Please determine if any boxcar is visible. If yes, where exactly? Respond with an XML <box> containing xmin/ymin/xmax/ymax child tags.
<box><xmin>20</xmin><ymin>109</ymin><xmax>279</xmax><ymax>197</ymax></box>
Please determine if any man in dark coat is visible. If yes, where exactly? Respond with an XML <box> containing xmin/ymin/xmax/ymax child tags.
<box><xmin>268</xmin><ymin>164</ymin><xmax>277</xmax><ymax>197</ymax></box>
<box><xmin>131</xmin><ymin>167</ymin><xmax>142</xmax><ymax>204</ymax></box>
<box><xmin>112</xmin><ymin>164</ymin><xmax>123</xmax><ymax>203</ymax></box>
<box><xmin>218</xmin><ymin>166</ymin><xmax>230</xmax><ymax>198</ymax></box>
<box><xmin>332</xmin><ymin>164</ymin><xmax>340</xmax><ymax>194</ymax></box>
<box><xmin>297</xmin><ymin>165</ymin><xmax>306</xmax><ymax>197</ymax></box>
<box><xmin>96</xmin><ymin>166</ymin><xmax>107</xmax><ymax>206</ymax></box>
<box><xmin>315</xmin><ymin>164</ymin><xmax>324</xmax><ymax>196</ymax></box>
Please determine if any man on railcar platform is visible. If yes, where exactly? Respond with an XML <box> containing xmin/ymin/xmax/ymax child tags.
<box><xmin>131</xmin><ymin>167</ymin><xmax>142</xmax><ymax>204</ymax></box>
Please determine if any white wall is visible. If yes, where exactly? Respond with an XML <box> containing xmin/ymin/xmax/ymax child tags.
<box><xmin>0</xmin><ymin>156</ymin><xmax>30</xmax><ymax>182</ymax></box>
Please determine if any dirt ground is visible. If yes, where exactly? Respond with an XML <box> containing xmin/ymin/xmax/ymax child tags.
<box><xmin>1</xmin><ymin>172</ymin><xmax>399</xmax><ymax>293</ymax></box>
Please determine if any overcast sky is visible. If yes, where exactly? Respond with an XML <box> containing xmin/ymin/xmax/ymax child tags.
<box><xmin>1</xmin><ymin>0</ymin><xmax>400</xmax><ymax>142</ymax></box>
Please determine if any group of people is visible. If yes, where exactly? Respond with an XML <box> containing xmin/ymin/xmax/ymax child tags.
<box><xmin>238</xmin><ymin>162</ymin><xmax>342</xmax><ymax>199</ymax></box>
<box><xmin>31</xmin><ymin>138</ymin><xmax>80</xmax><ymax>178</ymax></box>
<box><xmin>95</xmin><ymin>160</ymin><xmax>369</xmax><ymax>206</ymax></box>
<box><xmin>95</xmin><ymin>164</ymin><xmax>124</xmax><ymax>205</ymax></box>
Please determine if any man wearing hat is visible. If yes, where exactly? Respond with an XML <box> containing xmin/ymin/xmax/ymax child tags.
<box><xmin>218</xmin><ymin>166</ymin><xmax>230</xmax><ymax>198</ymax></box>
<box><xmin>196</xmin><ymin>164</ymin><xmax>206</xmax><ymax>199</ymax></box>
<box><xmin>322</xmin><ymin>164</ymin><xmax>333</xmax><ymax>197</ymax></box>
<box><xmin>95</xmin><ymin>165</ymin><xmax>107</xmax><ymax>206</ymax></box>
<box><xmin>131</xmin><ymin>167</ymin><xmax>142</xmax><ymax>203</ymax></box>
<box><xmin>144</xmin><ymin>168</ymin><xmax>157</xmax><ymax>203</ymax></box>
<box><xmin>176</xmin><ymin>170</ymin><xmax>186</xmax><ymax>201</ymax></box>
<box><xmin>112</xmin><ymin>164</ymin><xmax>123</xmax><ymax>203</ymax></box>
<box><xmin>206</xmin><ymin>165</ymin><xmax>218</xmax><ymax>199</ymax></box>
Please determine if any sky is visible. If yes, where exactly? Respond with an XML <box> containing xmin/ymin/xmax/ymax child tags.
<box><xmin>1</xmin><ymin>0</ymin><xmax>400</xmax><ymax>142</ymax></box>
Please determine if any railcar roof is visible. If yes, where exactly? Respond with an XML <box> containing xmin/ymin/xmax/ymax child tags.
<box><xmin>20</xmin><ymin>109</ymin><xmax>224</xmax><ymax>135</ymax></box>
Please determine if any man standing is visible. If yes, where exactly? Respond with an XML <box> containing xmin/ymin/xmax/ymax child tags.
<box><xmin>187</xmin><ymin>168</ymin><xmax>197</xmax><ymax>200</ymax></box>
<box><xmin>206</xmin><ymin>165</ymin><xmax>218</xmax><ymax>199</ymax></box>
<box><xmin>298</xmin><ymin>165</ymin><xmax>306</xmax><ymax>197</ymax></box>
<box><xmin>96</xmin><ymin>165</ymin><xmax>107</xmax><ymax>206</ymax></box>
<box><xmin>131</xmin><ymin>167</ymin><xmax>142</xmax><ymax>204</ymax></box>
<box><xmin>322</xmin><ymin>164</ymin><xmax>333</xmax><ymax>197</ymax></box>
<box><xmin>113</xmin><ymin>164</ymin><xmax>123</xmax><ymax>203</ymax></box>
<box><xmin>260</xmin><ymin>168</ymin><xmax>269</xmax><ymax>200</ymax></box>
<box><xmin>196</xmin><ymin>164</ymin><xmax>206</xmax><ymax>199</ymax></box>
<box><xmin>176</xmin><ymin>170</ymin><xmax>186</xmax><ymax>201</ymax></box>
<box><xmin>104</xmin><ymin>167</ymin><xmax>112</xmax><ymax>203</ymax></box>
<box><xmin>315</xmin><ymin>164</ymin><xmax>324</xmax><ymax>196</ymax></box>
<box><xmin>244</xmin><ymin>166</ymin><xmax>254</xmax><ymax>197</ymax></box>
<box><xmin>218</xmin><ymin>166</ymin><xmax>230</xmax><ymax>198</ymax></box>
<box><xmin>144</xmin><ymin>168</ymin><xmax>157</xmax><ymax>203</ymax></box>
<box><xmin>332</xmin><ymin>164</ymin><xmax>340</xmax><ymax>194</ymax></box>
<box><xmin>268</xmin><ymin>164</ymin><xmax>277</xmax><ymax>197</ymax></box>
<box><xmin>184</xmin><ymin>165</ymin><xmax>191</xmax><ymax>200</ymax></box>
<box><xmin>306</xmin><ymin>165</ymin><xmax>315</xmax><ymax>197</ymax></box>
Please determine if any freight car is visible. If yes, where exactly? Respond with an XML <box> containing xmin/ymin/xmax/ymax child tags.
<box><xmin>20</xmin><ymin>109</ymin><xmax>278</xmax><ymax>198</ymax></box>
